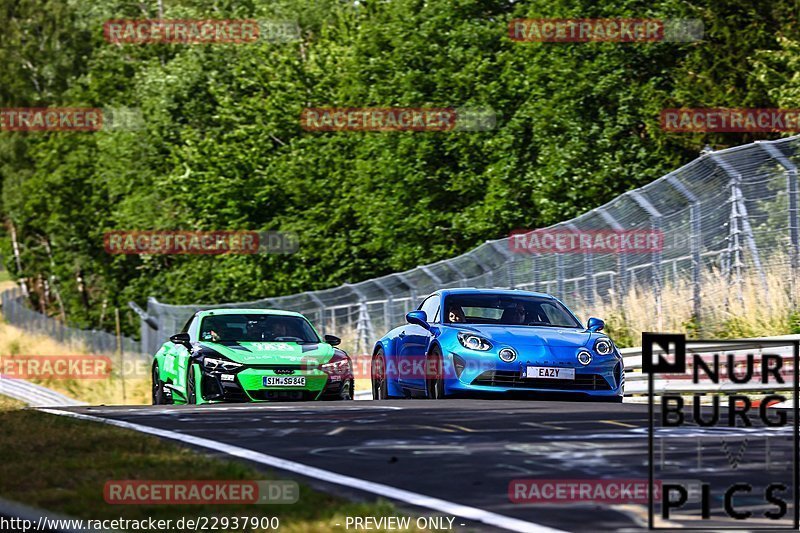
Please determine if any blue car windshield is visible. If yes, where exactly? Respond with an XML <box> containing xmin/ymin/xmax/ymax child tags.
<box><xmin>443</xmin><ymin>294</ymin><xmax>581</xmax><ymax>328</ymax></box>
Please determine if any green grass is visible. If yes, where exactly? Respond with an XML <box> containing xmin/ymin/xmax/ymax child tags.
<box><xmin>0</xmin><ymin>408</ymin><xmax>421</xmax><ymax>532</ymax></box>
<box><xmin>0</xmin><ymin>394</ymin><xmax>25</xmax><ymax>410</ymax></box>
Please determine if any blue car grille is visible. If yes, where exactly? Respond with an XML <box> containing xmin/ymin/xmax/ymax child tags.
<box><xmin>471</xmin><ymin>370</ymin><xmax>612</xmax><ymax>390</ymax></box>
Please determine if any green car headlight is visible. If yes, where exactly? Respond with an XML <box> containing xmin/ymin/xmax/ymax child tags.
<box><xmin>203</xmin><ymin>357</ymin><xmax>243</xmax><ymax>372</ymax></box>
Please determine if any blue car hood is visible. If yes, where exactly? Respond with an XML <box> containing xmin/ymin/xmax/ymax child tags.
<box><xmin>454</xmin><ymin>325</ymin><xmax>591</xmax><ymax>348</ymax></box>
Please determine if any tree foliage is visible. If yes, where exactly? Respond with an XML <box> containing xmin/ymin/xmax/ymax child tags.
<box><xmin>0</xmin><ymin>0</ymin><xmax>797</xmax><ymax>335</ymax></box>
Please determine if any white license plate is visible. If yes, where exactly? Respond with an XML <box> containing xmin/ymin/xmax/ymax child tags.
<box><xmin>263</xmin><ymin>376</ymin><xmax>306</xmax><ymax>387</ymax></box>
<box><xmin>525</xmin><ymin>366</ymin><xmax>575</xmax><ymax>380</ymax></box>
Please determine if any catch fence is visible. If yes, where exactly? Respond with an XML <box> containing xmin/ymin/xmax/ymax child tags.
<box><xmin>1</xmin><ymin>287</ymin><xmax>144</xmax><ymax>357</ymax></box>
<box><xmin>142</xmin><ymin>136</ymin><xmax>800</xmax><ymax>355</ymax></box>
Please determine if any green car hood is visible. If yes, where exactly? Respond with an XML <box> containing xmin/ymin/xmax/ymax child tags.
<box><xmin>199</xmin><ymin>341</ymin><xmax>335</xmax><ymax>365</ymax></box>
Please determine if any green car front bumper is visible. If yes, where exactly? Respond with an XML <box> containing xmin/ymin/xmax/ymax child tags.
<box><xmin>194</xmin><ymin>364</ymin><xmax>352</xmax><ymax>403</ymax></box>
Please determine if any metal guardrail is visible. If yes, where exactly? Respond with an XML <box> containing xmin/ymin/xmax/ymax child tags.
<box><xmin>0</xmin><ymin>378</ymin><xmax>85</xmax><ymax>407</ymax></box>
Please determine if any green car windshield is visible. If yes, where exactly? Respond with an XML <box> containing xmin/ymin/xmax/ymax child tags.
<box><xmin>199</xmin><ymin>314</ymin><xmax>320</xmax><ymax>343</ymax></box>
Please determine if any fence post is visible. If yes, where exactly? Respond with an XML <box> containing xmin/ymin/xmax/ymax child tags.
<box><xmin>667</xmin><ymin>175</ymin><xmax>702</xmax><ymax>332</ymax></box>
<box><xmin>444</xmin><ymin>259</ymin><xmax>470</xmax><ymax>289</ymax></box>
<box><xmin>629</xmin><ymin>191</ymin><xmax>663</xmax><ymax>330</ymax></box>
<box><xmin>531</xmin><ymin>254</ymin><xmax>539</xmax><ymax>292</ymax></box>
<box><xmin>584</xmin><ymin>253</ymin><xmax>594</xmax><ymax>306</ymax></box>
<box><xmin>370</xmin><ymin>278</ymin><xmax>395</xmax><ymax>335</ymax></box>
<box><xmin>563</xmin><ymin>222</ymin><xmax>591</xmax><ymax>306</ymax></box>
<box><xmin>467</xmin><ymin>249</ymin><xmax>493</xmax><ymax>288</ymax></box>
<box><xmin>395</xmin><ymin>273</ymin><xmax>417</xmax><ymax>309</ymax></box>
<box><xmin>382</xmin><ymin>298</ymin><xmax>391</xmax><ymax>332</ymax></box>
<box><xmin>759</xmin><ymin>142</ymin><xmax>799</xmax><ymax>307</ymax></box>
<box><xmin>597</xmin><ymin>209</ymin><xmax>627</xmax><ymax>298</ymax></box>
<box><xmin>307</xmin><ymin>293</ymin><xmax>328</xmax><ymax>336</ymax></box>
<box><xmin>489</xmin><ymin>241</ymin><xmax>516</xmax><ymax>288</ymax></box>
<box><xmin>556</xmin><ymin>253</ymin><xmax>564</xmax><ymax>299</ymax></box>
<box><xmin>420</xmin><ymin>265</ymin><xmax>443</xmax><ymax>289</ymax></box>
<box><xmin>115</xmin><ymin>308</ymin><xmax>126</xmax><ymax>404</ymax></box>
<box><xmin>345</xmin><ymin>284</ymin><xmax>373</xmax><ymax>355</ymax></box>
<box><xmin>727</xmin><ymin>174</ymin><xmax>745</xmax><ymax>305</ymax></box>
<box><xmin>712</xmin><ymin>154</ymin><xmax>768</xmax><ymax>299</ymax></box>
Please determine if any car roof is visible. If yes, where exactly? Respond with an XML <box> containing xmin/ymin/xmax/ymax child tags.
<box><xmin>435</xmin><ymin>287</ymin><xmax>556</xmax><ymax>299</ymax></box>
<box><xmin>195</xmin><ymin>308</ymin><xmax>305</xmax><ymax>319</ymax></box>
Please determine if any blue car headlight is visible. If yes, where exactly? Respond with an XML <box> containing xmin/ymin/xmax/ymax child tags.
<box><xmin>594</xmin><ymin>338</ymin><xmax>614</xmax><ymax>355</ymax></box>
<box><xmin>457</xmin><ymin>332</ymin><xmax>492</xmax><ymax>351</ymax></box>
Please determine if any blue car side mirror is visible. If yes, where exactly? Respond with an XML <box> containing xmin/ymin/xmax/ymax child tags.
<box><xmin>406</xmin><ymin>310</ymin><xmax>431</xmax><ymax>330</ymax></box>
<box><xmin>587</xmin><ymin>317</ymin><xmax>605</xmax><ymax>332</ymax></box>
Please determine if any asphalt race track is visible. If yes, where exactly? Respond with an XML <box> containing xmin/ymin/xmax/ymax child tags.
<box><xmin>47</xmin><ymin>400</ymin><xmax>796</xmax><ymax>532</ymax></box>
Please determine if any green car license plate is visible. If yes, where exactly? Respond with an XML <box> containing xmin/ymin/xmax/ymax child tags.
<box><xmin>263</xmin><ymin>376</ymin><xmax>306</xmax><ymax>387</ymax></box>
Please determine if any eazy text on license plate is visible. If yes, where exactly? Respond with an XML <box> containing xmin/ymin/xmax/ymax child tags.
<box><xmin>263</xmin><ymin>376</ymin><xmax>306</xmax><ymax>387</ymax></box>
<box><xmin>525</xmin><ymin>366</ymin><xmax>575</xmax><ymax>380</ymax></box>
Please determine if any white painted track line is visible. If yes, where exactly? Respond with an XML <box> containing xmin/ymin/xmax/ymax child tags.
<box><xmin>39</xmin><ymin>408</ymin><xmax>566</xmax><ymax>533</ymax></box>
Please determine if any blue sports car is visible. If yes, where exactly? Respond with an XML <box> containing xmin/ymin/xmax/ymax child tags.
<box><xmin>370</xmin><ymin>288</ymin><xmax>624</xmax><ymax>401</ymax></box>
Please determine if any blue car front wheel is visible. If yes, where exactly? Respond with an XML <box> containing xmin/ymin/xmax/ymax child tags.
<box><xmin>426</xmin><ymin>345</ymin><xmax>445</xmax><ymax>399</ymax></box>
<box><xmin>371</xmin><ymin>348</ymin><xmax>389</xmax><ymax>400</ymax></box>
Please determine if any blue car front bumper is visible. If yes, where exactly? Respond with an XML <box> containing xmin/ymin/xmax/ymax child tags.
<box><xmin>443</xmin><ymin>349</ymin><xmax>624</xmax><ymax>398</ymax></box>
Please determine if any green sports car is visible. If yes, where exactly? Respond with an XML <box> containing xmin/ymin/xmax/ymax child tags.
<box><xmin>151</xmin><ymin>309</ymin><xmax>354</xmax><ymax>404</ymax></box>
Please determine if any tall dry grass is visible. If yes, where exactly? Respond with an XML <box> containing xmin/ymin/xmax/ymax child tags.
<box><xmin>575</xmin><ymin>258</ymin><xmax>799</xmax><ymax>347</ymax></box>
<box><xmin>0</xmin><ymin>316</ymin><xmax>150</xmax><ymax>405</ymax></box>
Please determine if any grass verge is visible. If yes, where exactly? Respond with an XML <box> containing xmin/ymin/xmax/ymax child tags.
<box><xmin>0</xmin><ymin>408</ymin><xmax>420</xmax><ymax>532</ymax></box>
<box><xmin>0</xmin><ymin>394</ymin><xmax>25</xmax><ymax>410</ymax></box>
